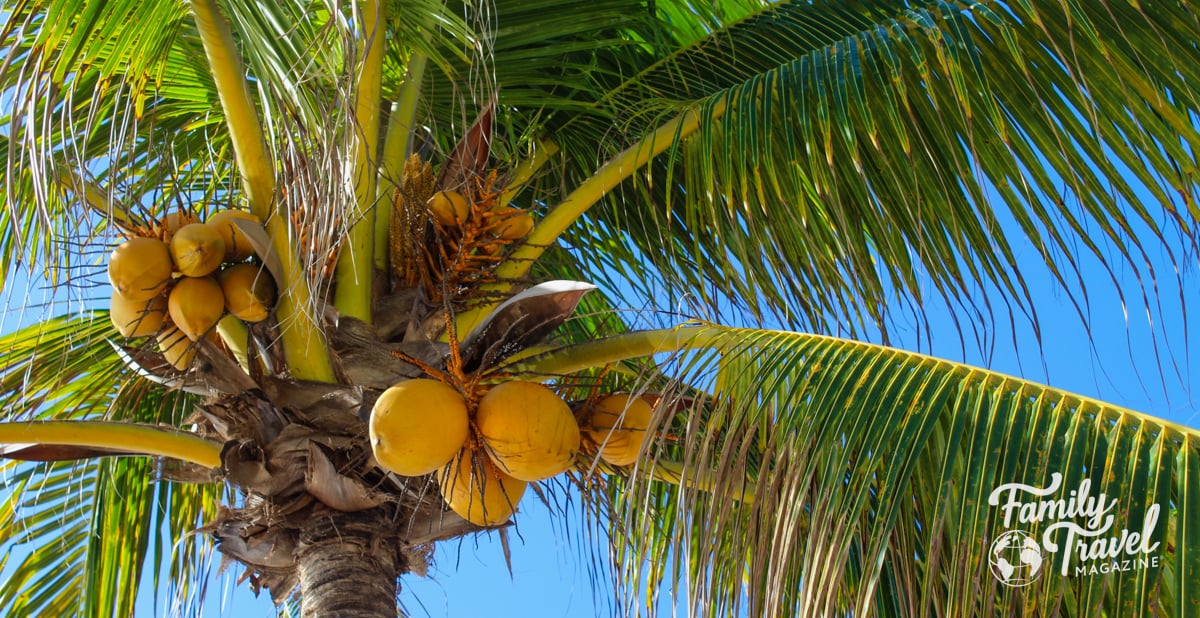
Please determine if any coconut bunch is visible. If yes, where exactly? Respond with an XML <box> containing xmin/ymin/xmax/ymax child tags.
<box><xmin>368</xmin><ymin>377</ymin><xmax>656</xmax><ymax>526</ymax></box>
<box><xmin>106</xmin><ymin>209</ymin><xmax>276</xmax><ymax>370</ymax></box>
<box><xmin>391</xmin><ymin>157</ymin><xmax>535</xmax><ymax>306</ymax></box>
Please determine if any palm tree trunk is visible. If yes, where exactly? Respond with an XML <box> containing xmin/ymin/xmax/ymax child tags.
<box><xmin>297</xmin><ymin>510</ymin><xmax>403</xmax><ymax>617</ymax></box>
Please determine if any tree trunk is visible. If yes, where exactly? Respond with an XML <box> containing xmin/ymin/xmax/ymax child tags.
<box><xmin>297</xmin><ymin>509</ymin><xmax>404</xmax><ymax>617</ymax></box>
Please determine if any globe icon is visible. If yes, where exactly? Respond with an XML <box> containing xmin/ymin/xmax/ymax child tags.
<box><xmin>989</xmin><ymin>530</ymin><xmax>1044</xmax><ymax>587</ymax></box>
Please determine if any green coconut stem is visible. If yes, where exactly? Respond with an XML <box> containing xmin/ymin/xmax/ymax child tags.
<box><xmin>501</xmin><ymin>99</ymin><xmax>726</xmax><ymax>280</ymax></box>
<box><xmin>190</xmin><ymin>0</ymin><xmax>274</xmax><ymax>222</ymax></box>
<box><xmin>269</xmin><ymin>211</ymin><xmax>336</xmax><ymax>382</ymax></box>
<box><xmin>496</xmin><ymin>138</ymin><xmax>560</xmax><ymax>207</ymax></box>
<box><xmin>502</xmin><ymin>325</ymin><xmax>733</xmax><ymax>377</ymax></box>
<box><xmin>648</xmin><ymin>459</ymin><xmax>754</xmax><ymax>504</ymax></box>
<box><xmin>334</xmin><ymin>0</ymin><xmax>386</xmax><ymax>323</ymax></box>
<box><xmin>56</xmin><ymin>168</ymin><xmax>142</xmax><ymax>231</ymax></box>
<box><xmin>216</xmin><ymin>314</ymin><xmax>250</xmax><ymax>371</ymax></box>
<box><xmin>454</xmin><ymin>100</ymin><xmax>728</xmax><ymax>337</ymax></box>
<box><xmin>374</xmin><ymin>52</ymin><xmax>428</xmax><ymax>270</ymax></box>
<box><xmin>191</xmin><ymin>0</ymin><xmax>333</xmax><ymax>382</ymax></box>
<box><xmin>0</xmin><ymin>421</ymin><xmax>222</xmax><ymax>469</ymax></box>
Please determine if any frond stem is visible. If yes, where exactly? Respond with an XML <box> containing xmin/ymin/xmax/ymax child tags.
<box><xmin>453</xmin><ymin>99</ymin><xmax>727</xmax><ymax>336</ymax></box>
<box><xmin>375</xmin><ymin>51</ymin><xmax>428</xmax><ymax>270</ymax></box>
<box><xmin>334</xmin><ymin>0</ymin><xmax>387</xmax><ymax>322</ymax></box>
<box><xmin>0</xmin><ymin>421</ymin><xmax>222</xmax><ymax>469</ymax></box>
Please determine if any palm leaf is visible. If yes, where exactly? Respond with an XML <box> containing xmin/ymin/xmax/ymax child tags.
<box><xmin>489</xmin><ymin>0</ymin><xmax>1199</xmax><ymax>339</ymax></box>
<box><xmin>510</xmin><ymin>325</ymin><xmax>1199</xmax><ymax>616</ymax></box>
<box><xmin>0</xmin><ymin>315</ymin><xmax>221</xmax><ymax>617</ymax></box>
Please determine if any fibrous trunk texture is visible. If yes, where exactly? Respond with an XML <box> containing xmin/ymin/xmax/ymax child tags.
<box><xmin>297</xmin><ymin>510</ymin><xmax>404</xmax><ymax>618</ymax></box>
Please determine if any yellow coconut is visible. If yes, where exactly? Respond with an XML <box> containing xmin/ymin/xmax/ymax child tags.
<box><xmin>168</xmin><ymin>276</ymin><xmax>225</xmax><ymax>340</ymax></box>
<box><xmin>219</xmin><ymin>263</ymin><xmax>276</xmax><ymax>322</ymax></box>
<box><xmin>587</xmin><ymin>393</ymin><xmax>655</xmax><ymax>467</ymax></box>
<box><xmin>155</xmin><ymin>210</ymin><xmax>198</xmax><ymax>241</ymax></box>
<box><xmin>492</xmin><ymin>207</ymin><xmax>534</xmax><ymax>240</ymax></box>
<box><xmin>475</xmin><ymin>381</ymin><xmax>580</xmax><ymax>481</ymax></box>
<box><xmin>428</xmin><ymin>190</ymin><xmax>470</xmax><ymax>227</ymax></box>
<box><xmin>208</xmin><ymin>209</ymin><xmax>261</xmax><ymax>262</ymax></box>
<box><xmin>369</xmin><ymin>379</ymin><xmax>470</xmax><ymax>477</ymax></box>
<box><xmin>108</xmin><ymin>237</ymin><xmax>173</xmax><ymax>302</ymax></box>
<box><xmin>170</xmin><ymin>223</ymin><xmax>226</xmax><ymax>277</ymax></box>
<box><xmin>109</xmin><ymin>291</ymin><xmax>167</xmax><ymax>338</ymax></box>
<box><xmin>156</xmin><ymin>324</ymin><xmax>196</xmax><ymax>371</ymax></box>
<box><xmin>439</xmin><ymin>446</ymin><xmax>527</xmax><ymax>526</ymax></box>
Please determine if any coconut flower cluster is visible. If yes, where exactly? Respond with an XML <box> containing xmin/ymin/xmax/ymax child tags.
<box><xmin>368</xmin><ymin>379</ymin><xmax>656</xmax><ymax>526</ymax></box>
<box><xmin>106</xmin><ymin>209</ymin><xmax>276</xmax><ymax>369</ymax></box>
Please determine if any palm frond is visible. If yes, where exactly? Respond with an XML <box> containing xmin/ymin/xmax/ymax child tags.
<box><xmin>513</xmin><ymin>325</ymin><xmax>1199</xmax><ymax>616</ymax></box>
<box><xmin>0</xmin><ymin>314</ymin><xmax>220</xmax><ymax>616</ymax></box>
<box><xmin>495</xmin><ymin>0</ymin><xmax>1200</xmax><ymax>341</ymax></box>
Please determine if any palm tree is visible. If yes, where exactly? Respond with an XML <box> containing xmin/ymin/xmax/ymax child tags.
<box><xmin>1</xmin><ymin>0</ymin><xmax>1198</xmax><ymax>615</ymax></box>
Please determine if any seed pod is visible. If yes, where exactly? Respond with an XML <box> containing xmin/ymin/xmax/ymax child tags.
<box><xmin>439</xmin><ymin>446</ymin><xmax>527</xmax><ymax>526</ymax></box>
<box><xmin>109</xmin><ymin>291</ymin><xmax>167</xmax><ymax>338</ymax></box>
<box><xmin>428</xmin><ymin>190</ymin><xmax>470</xmax><ymax>227</ymax></box>
<box><xmin>168</xmin><ymin>276</ymin><xmax>225</xmax><ymax>340</ymax></box>
<box><xmin>156</xmin><ymin>324</ymin><xmax>196</xmax><ymax>371</ymax></box>
<box><xmin>208</xmin><ymin>209</ymin><xmax>261</xmax><ymax>262</ymax></box>
<box><xmin>170</xmin><ymin>223</ymin><xmax>226</xmax><ymax>277</ymax></box>
<box><xmin>219</xmin><ymin>263</ymin><xmax>275</xmax><ymax>322</ymax></box>
<box><xmin>369</xmin><ymin>379</ymin><xmax>470</xmax><ymax>477</ymax></box>
<box><xmin>108</xmin><ymin>237</ymin><xmax>173</xmax><ymax>302</ymax></box>
<box><xmin>476</xmin><ymin>381</ymin><xmax>580</xmax><ymax>481</ymax></box>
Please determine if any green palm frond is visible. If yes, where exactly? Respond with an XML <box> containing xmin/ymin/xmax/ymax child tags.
<box><xmin>510</xmin><ymin>325</ymin><xmax>1199</xmax><ymax>616</ymax></box>
<box><xmin>493</xmin><ymin>0</ymin><xmax>1200</xmax><ymax>336</ymax></box>
<box><xmin>0</xmin><ymin>316</ymin><xmax>219</xmax><ymax>616</ymax></box>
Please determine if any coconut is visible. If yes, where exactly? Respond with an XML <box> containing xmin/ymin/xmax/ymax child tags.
<box><xmin>587</xmin><ymin>393</ymin><xmax>655</xmax><ymax>467</ymax></box>
<box><xmin>168</xmin><ymin>276</ymin><xmax>225</xmax><ymax>340</ymax></box>
<box><xmin>428</xmin><ymin>190</ymin><xmax>469</xmax><ymax>227</ymax></box>
<box><xmin>369</xmin><ymin>378</ymin><xmax>470</xmax><ymax>477</ymax></box>
<box><xmin>108</xmin><ymin>237</ymin><xmax>173</xmax><ymax>302</ymax></box>
<box><xmin>155</xmin><ymin>210</ymin><xmax>198</xmax><ymax>241</ymax></box>
<box><xmin>492</xmin><ymin>207</ymin><xmax>534</xmax><ymax>240</ymax></box>
<box><xmin>219</xmin><ymin>263</ymin><xmax>275</xmax><ymax>322</ymax></box>
<box><xmin>439</xmin><ymin>446</ymin><xmax>527</xmax><ymax>526</ymax></box>
<box><xmin>475</xmin><ymin>381</ymin><xmax>580</xmax><ymax>481</ymax></box>
<box><xmin>156</xmin><ymin>324</ymin><xmax>196</xmax><ymax>371</ymax></box>
<box><xmin>109</xmin><ymin>291</ymin><xmax>167</xmax><ymax>338</ymax></box>
<box><xmin>170</xmin><ymin>223</ymin><xmax>226</xmax><ymax>277</ymax></box>
<box><xmin>208</xmin><ymin>209</ymin><xmax>261</xmax><ymax>262</ymax></box>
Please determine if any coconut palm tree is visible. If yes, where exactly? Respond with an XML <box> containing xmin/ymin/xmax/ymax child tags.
<box><xmin>1</xmin><ymin>0</ymin><xmax>1199</xmax><ymax>615</ymax></box>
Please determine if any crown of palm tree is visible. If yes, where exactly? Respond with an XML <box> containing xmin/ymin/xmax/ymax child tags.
<box><xmin>1</xmin><ymin>0</ymin><xmax>1199</xmax><ymax>616</ymax></box>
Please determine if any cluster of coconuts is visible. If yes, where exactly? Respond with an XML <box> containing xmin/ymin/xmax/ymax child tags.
<box><xmin>428</xmin><ymin>189</ymin><xmax>533</xmax><ymax>246</ymax></box>
<box><xmin>368</xmin><ymin>379</ymin><xmax>654</xmax><ymax>526</ymax></box>
<box><xmin>107</xmin><ymin>210</ymin><xmax>276</xmax><ymax>370</ymax></box>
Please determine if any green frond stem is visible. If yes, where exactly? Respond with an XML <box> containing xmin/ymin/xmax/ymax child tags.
<box><xmin>502</xmin><ymin>99</ymin><xmax>726</xmax><ymax>280</ymax></box>
<box><xmin>269</xmin><ymin>213</ymin><xmax>335</xmax><ymax>382</ymax></box>
<box><xmin>191</xmin><ymin>0</ymin><xmax>332</xmax><ymax>381</ymax></box>
<box><xmin>374</xmin><ymin>51</ymin><xmax>428</xmax><ymax>270</ymax></box>
<box><xmin>335</xmin><ymin>0</ymin><xmax>386</xmax><ymax>322</ymax></box>
<box><xmin>0</xmin><ymin>421</ymin><xmax>222</xmax><ymax>469</ymax></box>
<box><xmin>189</xmin><ymin>0</ymin><xmax>274</xmax><ymax>221</ymax></box>
<box><xmin>55</xmin><ymin>169</ymin><xmax>140</xmax><ymax>232</ymax></box>
<box><xmin>497</xmin><ymin>138</ymin><xmax>560</xmax><ymax>208</ymax></box>
<box><xmin>216</xmin><ymin>314</ymin><xmax>250</xmax><ymax>371</ymax></box>
<box><xmin>592</xmin><ymin>458</ymin><xmax>755</xmax><ymax>503</ymax></box>
<box><xmin>454</xmin><ymin>100</ymin><xmax>727</xmax><ymax>337</ymax></box>
<box><xmin>508</xmin><ymin>325</ymin><xmax>1199</xmax><ymax>442</ymax></box>
<box><xmin>501</xmin><ymin>323</ymin><xmax>733</xmax><ymax>377</ymax></box>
